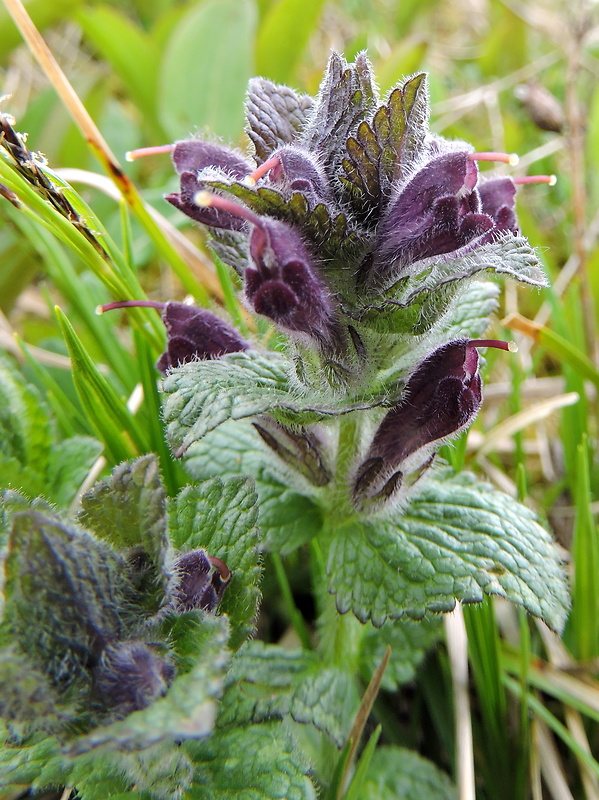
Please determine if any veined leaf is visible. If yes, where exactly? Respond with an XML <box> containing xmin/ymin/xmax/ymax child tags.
<box><xmin>362</xmin><ymin>745</ymin><xmax>457</xmax><ymax>800</ymax></box>
<box><xmin>328</xmin><ymin>471</ymin><xmax>569</xmax><ymax>631</ymax></box>
<box><xmin>218</xmin><ymin>641</ymin><xmax>358</xmax><ymax>747</ymax></box>
<box><xmin>182</xmin><ymin>421</ymin><xmax>325</xmax><ymax>555</ymax></box>
<box><xmin>162</xmin><ymin>350</ymin><xmax>369</xmax><ymax>456</ymax></box>
<box><xmin>186</xmin><ymin>721</ymin><xmax>317</xmax><ymax>799</ymax></box>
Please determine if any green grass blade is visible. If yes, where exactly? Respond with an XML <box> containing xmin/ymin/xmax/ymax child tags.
<box><xmin>56</xmin><ymin>306</ymin><xmax>149</xmax><ymax>462</ymax></box>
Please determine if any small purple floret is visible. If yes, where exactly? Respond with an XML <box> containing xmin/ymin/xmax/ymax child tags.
<box><xmin>156</xmin><ymin>301</ymin><xmax>248</xmax><ymax>372</ymax></box>
<box><xmin>171</xmin><ymin>549</ymin><xmax>231</xmax><ymax>614</ymax></box>
<box><xmin>354</xmin><ymin>339</ymin><xmax>485</xmax><ymax>502</ymax></box>
<box><xmin>92</xmin><ymin>640</ymin><xmax>175</xmax><ymax>716</ymax></box>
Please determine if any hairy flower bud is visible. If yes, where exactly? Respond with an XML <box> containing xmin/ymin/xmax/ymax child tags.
<box><xmin>156</xmin><ymin>302</ymin><xmax>248</xmax><ymax>372</ymax></box>
<box><xmin>98</xmin><ymin>300</ymin><xmax>248</xmax><ymax>372</ymax></box>
<box><xmin>368</xmin><ymin>152</ymin><xmax>496</xmax><ymax>288</ymax></box>
<box><xmin>166</xmin><ymin>139</ymin><xmax>252</xmax><ymax>230</ymax></box>
<box><xmin>92</xmin><ymin>640</ymin><xmax>175</xmax><ymax>716</ymax></box>
<box><xmin>195</xmin><ymin>192</ymin><xmax>339</xmax><ymax>344</ymax></box>
<box><xmin>171</xmin><ymin>549</ymin><xmax>231</xmax><ymax>614</ymax></box>
<box><xmin>250</xmin><ymin>146</ymin><xmax>332</xmax><ymax>205</ymax></box>
<box><xmin>354</xmin><ymin>339</ymin><xmax>511</xmax><ymax>504</ymax></box>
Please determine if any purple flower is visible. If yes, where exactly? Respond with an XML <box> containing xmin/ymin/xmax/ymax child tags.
<box><xmin>353</xmin><ymin>338</ymin><xmax>511</xmax><ymax>504</ymax></box>
<box><xmin>195</xmin><ymin>192</ymin><xmax>339</xmax><ymax>344</ymax></box>
<box><xmin>98</xmin><ymin>300</ymin><xmax>248</xmax><ymax>372</ymax></box>
<box><xmin>367</xmin><ymin>151</ymin><xmax>519</xmax><ymax>288</ymax></box>
<box><xmin>92</xmin><ymin>640</ymin><xmax>175</xmax><ymax>716</ymax></box>
<box><xmin>170</xmin><ymin>549</ymin><xmax>231</xmax><ymax>614</ymax></box>
<box><xmin>165</xmin><ymin>139</ymin><xmax>252</xmax><ymax>230</ymax></box>
<box><xmin>251</xmin><ymin>146</ymin><xmax>333</xmax><ymax>205</ymax></box>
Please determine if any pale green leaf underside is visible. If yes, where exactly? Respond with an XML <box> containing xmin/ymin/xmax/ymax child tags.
<box><xmin>162</xmin><ymin>350</ymin><xmax>368</xmax><ymax>455</ymax></box>
<box><xmin>183</xmin><ymin>421</ymin><xmax>324</xmax><ymax>555</ymax></box>
<box><xmin>329</xmin><ymin>472</ymin><xmax>569</xmax><ymax>630</ymax></box>
<box><xmin>363</xmin><ymin>235</ymin><xmax>546</xmax><ymax>317</ymax></box>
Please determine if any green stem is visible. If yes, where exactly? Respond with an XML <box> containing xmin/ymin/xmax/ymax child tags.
<box><xmin>271</xmin><ymin>553</ymin><xmax>312</xmax><ymax>650</ymax></box>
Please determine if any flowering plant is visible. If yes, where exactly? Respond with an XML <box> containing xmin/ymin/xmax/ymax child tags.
<box><xmin>0</xmin><ymin>52</ymin><xmax>568</xmax><ymax>799</ymax></box>
<box><xmin>160</xmin><ymin>52</ymin><xmax>567</xmax><ymax>627</ymax></box>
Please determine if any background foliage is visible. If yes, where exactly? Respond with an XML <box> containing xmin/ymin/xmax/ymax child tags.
<box><xmin>0</xmin><ymin>0</ymin><xmax>598</xmax><ymax>798</ymax></box>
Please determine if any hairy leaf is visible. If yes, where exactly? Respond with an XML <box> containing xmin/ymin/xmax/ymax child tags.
<box><xmin>4</xmin><ymin>511</ymin><xmax>135</xmax><ymax>686</ymax></box>
<box><xmin>359</xmin><ymin>235</ymin><xmax>546</xmax><ymax>324</ymax></box>
<box><xmin>78</xmin><ymin>455</ymin><xmax>170</xmax><ymax>613</ymax></box>
<box><xmin>182</xmin><ymin>421</ymin><xmax>325</xmax><ymax>555</ymax></box>
<box><xmin>169</xmin><ymin>477</ymin><xmax>261</xmax><ymax>648</ymax></box>
<box><xmin>328</xmin><ymin>471</ymin><xmax>569</xmax><ymax>630</ymax></box>
<box><xmin>162</xmin><ymin>350</ymin><xmax>368</xmax><ymax>456</ymax></box>
<box><xmin>218</xmin><ymin>641</ymin><xmax>357</xmax><ymax>746</ymax></box>
<box><xmin>186</xmin><ymin>721</ymin><xmax>317</xmax><ymax>799</ymax></box>
<box><xmin>246</xmin><ymin>77</ymin><xmax>314</xmax><ymax>163</ymax></box>
<box><xmin>362</xmin><ymin>745</ymin><xmax>456</xmax><ymax>800</ymax></box>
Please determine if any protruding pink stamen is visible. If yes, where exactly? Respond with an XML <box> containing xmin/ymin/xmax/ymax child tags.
<box><xmin>194</xmin><ymin>190</ymin><xmax>267</xmax><ymax>253</ymax></box>
<box><xmin>470</xmin><ymin>339</ymin><xmax>517</xmax><ymax>353</ymax></box>
<box><xmin>208</xmin><ymin>555</ymin><xmax>231</xmax><ymax>581</ymax></box>
<box><xmin>247</xmin><ymin>155</ymin><xmax>281</xmax><ymax>185</ymax></box>
<box><xmin>125</xmin><ymin>144</ymin><xmax>174</xmax><ymax>162</ymax></box>
<box><xmin>513</xmin><ymin>174</ymin><xmax>557</xmax><ymax>186</ymax></box>
<box><xmin>469</xmin><ymin>151</ymin><xmax>519</xmax><ymax>166</ymax></box>
<box><xmin>97</xmin><ymin>300</ymin><xmax>165</xmax><ymax>314</ymax></box>
<box><xmin>193</xmin><ymin>190</ymin><xmax>262</xmax><ymax>227</ymax></box>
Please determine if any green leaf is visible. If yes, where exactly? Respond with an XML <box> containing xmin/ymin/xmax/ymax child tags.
<box><xmin>162</xmin><ymin>350</ymin><xmax>368</xmax><ymax>456</ymax></box>
<box><xmin>68</xmin><ymin>614</ymin><xmax>229</xmax><ymax>755</ymax></box>
<box><xmin>3</xmin><ymin>510</ymin><xmax>135</xmax><ymax>689</ymax></box>
<box><xmin>344</xmin><ymin>725</ymin><xmax>382</xmax><ymax>800</ymax></box>
<box><xmin>219</xmin><ymin>642</ymin><xmax>358</xmax><ymax>746</ymax></box>
<box><xmin>186</xmin><ymin>721</ymin><xmax>317</xmax><ymax>799</ymax></box>
<box><xmin>360</xmin><ymin>235</ymin><xmax>546</xmax><ymax>324</ymax></box>
<box><xmin>256</xmin><ymin>0</ymin><xmax>326</xmax><ymax>83</ymax></box>
<box><xmin>56</xmin><ymin>307</ymin><xmax>148</xmax><ymax>463</ymax></box>
<box><xmin>78</xmin><ymin>455</ymin><xmax>170</xmax><ymax>612</ymax></box>
<box><xmin>362</xmin><ymin>746</ymin><xmax>457</xmax><ymax>800</ymax></box>
<box><xmin>182</xmin><ymin>421</ymin><xmax>325</xmax><ymax>555</ymax></box>
<box><xmin>303</xmin><ymin>52</ymin><xmax>378</xmax><ymax>168</ymax></box>
<box><xmin>359</xmin><ymin>616</ymin><xmax>443</xmax><ymax>692</ymax></box>
<box><xmin>0</xmin><ymin>357</ymin><xmax>52</xmax><ymax>485</ymax></box>
<box><xmin>48</xmin><ymin>436</ymin><xmax>103</xmax><ymax>508</ymax></box>
<box><xmin>0</xmin><ymin>733</ymin><xmax>63</xmax><ymax>789</ymax></box>
<box><xmin>0</xmin><ymin>645</ymin><xmax>65</xmax><ymax>731</ymax></box>
<box><xmin>158</xmin><ymin>0</ymin><xmax>257</xmax><ymax>141</ymax></box>
<box><xmin>169</xmin><ymin>477</ymin><xmax>260</xmax><ymax>649</ymax></box>
<box><xmin>438</xmin><ymin>279</ymin><xmax>500</xmax><ymax>341</ymax></box>
<box><xmin>328</xmin><ymin>471</ymin><xmax>570</xmax><ymax>631</ymax></box>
